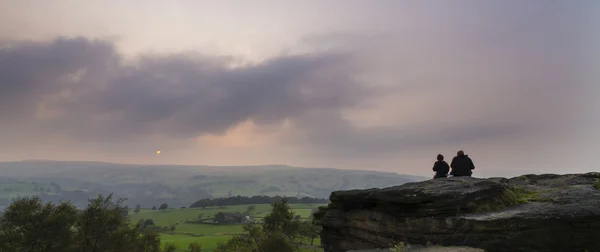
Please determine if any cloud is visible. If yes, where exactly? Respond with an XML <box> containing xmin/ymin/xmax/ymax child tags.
<box><xmin>0</xmin><ymin>37</ymin><xmax>372</xmax><ymax>148</ymax></box>
<box><xmin>0</xmin><ymin>23</ymin><xmax>588</xmax><ymax>161</ymax></box>
<box><xmin>0</xmin><ymin>0</ymin><xmax>596</xmax><ymax>175</ymax></box>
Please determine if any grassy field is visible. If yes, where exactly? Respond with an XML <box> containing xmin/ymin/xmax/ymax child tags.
<box><xmin>160</xmin><ymin>234</ymin><xmax>233</xmax><ymax>251</ymax></box>
<box><xmin>129</xmin><ymin>203</ymin><xmax>325</xmax><ymax>251</ymax></box>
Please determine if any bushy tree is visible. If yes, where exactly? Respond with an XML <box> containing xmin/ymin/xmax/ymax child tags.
<box><xmin>163</xmin><ymin>243</ymin><xmax>178</xmax><ymax>252</ymax></box>
<box><xmin>0</xmin><ymin>197</ymin><xmax>78</xmax><ymax>252</ymax></box>
<box><xmin>245</xmin><ymin>205</ymin><xmax>256</xmax><ymax>215</ymax></box>
<box><xmin>0</xmin><ymin>194</ymin><xmax>167</xmax><ymax>252</ymax></box>
<box><xmin>214</xmin><ymin>212</ymin><xmax>226</xmax><ymax>224</ymax></box>
<box><xmin>215</xmin><ymin>198</ymin><xmax>309</xmax><ymax>252</ymax></box>
<box><xmin>263</xmin><ymin>198</ymin><xmax>301</xmax><ymax>239</ymax></box>
<box><xmin>187</xmin><ymin>242</ymin><xmax>202</xmax><ymax>252</ymax></box>
<box><xmin>159</xmin><ymin>203</ymin><xmax>168</xmax><ymax>210</ymax></box>
<box><xmin>299</xmin><ymin>221</ymin><xmax>321</xmax><ymax>246</ymax></box>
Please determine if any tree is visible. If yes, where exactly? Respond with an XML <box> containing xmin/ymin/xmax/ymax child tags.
<box><xmin>187</xmin><ymin>242</ymin><xmax>202</xmax><ymax>252</ymax></box>
<box><xmin>134</xmin><ymin>208</ymin><xmax>141</xmax><ymax>214</ymax></box>
<box><xmin>138</xmin><ymin>230</ymin><xmax>162</xmax><ymax>252</ymax></box>
<box><xmin>299</xmin><ymin>221</ymin><xmax>321</xmax><ymax>246</ymax></box>
<box><xmin>0</xmin><ymin>194</ymin><xmax>164</xmax><ymax>252</ymax></box>
<box><xmin>197</xmin><ymin>213</ymin><xmax>205</xmax><ymax>221</ymax></box>
<box><xmin>75</xmin><ymin>194</ymin><xmax>141</xmax><ymax>252</ymax></box>
<box><xmin>152</xmin><ymin>206</ymin><xmax>157</xmax><ymax>210</ymax></box>
<box><xmin>120</xmin><ymin>205</ymin><xmax>129</xmax><ymax>217</ymax></box>
<box><xmin>214</xmin><ymin>198</ymin><xmax>302</xmax><ymax>252</ymax></box>
<box><xmin>159</xmin><ymin>203</ymin><xmax>168</xmax><ymax>211</ymax></box>
<box><xmin>246</xmin><ymin>205</ymin><xmax>256</xmax><ymax>215</ymax></box>
<box><xmin>0</xmin><ymin>196</ymin><xmax>78</xmax><ymax>252</ymax></box>
<box><xmin>214</xmin><ymin>212</ymin><xmax>226</xmax><ymax>225</ymax></box>
<box><xmin>163</xmin><ymin>243</ymin><xmax>178</xmax><ymax>252</ymax></box>
<box><xmin>143</xmin><ymin>219</ymin><xmax>156</xmax><ymax>227</ymax></box>
<box><xmin>263</xmin><ymin>198</ymin><xmax>300</xmax><ymax>239</ymax></box>
<box><xmin>189</xmin><ymin>195</ymin><xmax>328</xmax><ymax>209</ymax></box>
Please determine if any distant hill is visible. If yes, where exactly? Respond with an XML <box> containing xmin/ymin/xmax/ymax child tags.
<box><xmin>0</xmin><ymin>160</ymin><xmax>427</xmax><ymax>209</ymax></box>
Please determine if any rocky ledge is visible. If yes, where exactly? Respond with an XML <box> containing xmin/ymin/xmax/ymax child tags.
<box><xmin>315</xmin><ymin>173</ymin><xmax>600</xmax><ymax>252</ymax></box>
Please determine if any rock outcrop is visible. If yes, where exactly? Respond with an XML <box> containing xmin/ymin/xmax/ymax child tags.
<box><xmin>316</xmin><ymin>173</ymin><xmax>600</xmax><ymax>252</ymax></box>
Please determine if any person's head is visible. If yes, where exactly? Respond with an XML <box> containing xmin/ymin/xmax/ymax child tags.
<box><xmin>437</xmin><ymin>154</ymin><xmax>444</xmax><ymax>161</ymax></box>
<box><xmin>457</xmin><ymin>150</ymin><xmax>465</xmax><ymax>156</ymax></box>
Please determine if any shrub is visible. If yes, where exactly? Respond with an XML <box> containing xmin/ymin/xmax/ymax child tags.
<box><xmin>389</xmin><ymin>242</ymin><xmax>410</xmax><ymax>252</ymax></box>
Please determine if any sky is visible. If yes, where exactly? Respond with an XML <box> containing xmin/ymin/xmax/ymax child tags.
<box><xmin>0</xmin><ymin>0</ymin><xmax>598</xmax><ymax>177</ymax></box>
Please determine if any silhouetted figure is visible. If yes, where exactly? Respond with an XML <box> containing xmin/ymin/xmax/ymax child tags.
<box><xmin>450</xmin><ymin>150</ymin><xmax>475</xmax><ymax>177</ymax></box>
<box><xmin>432</xmin><ymin>154</ymin><xmax>450</xmax><ymax>179</ymax></box>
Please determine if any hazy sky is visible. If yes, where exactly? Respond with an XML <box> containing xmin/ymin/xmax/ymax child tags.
<box><xmin>0</xmin><ymin>1</ymin><xmax>598</xmax><ymax>177</ymax></box>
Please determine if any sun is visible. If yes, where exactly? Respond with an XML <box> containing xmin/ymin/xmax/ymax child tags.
<box><xmin>156</xmin><ymin>150</ymin><xmax>161</xmax><ymax>155</ymax></box>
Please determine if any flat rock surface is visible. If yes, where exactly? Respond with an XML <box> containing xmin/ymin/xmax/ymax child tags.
<box><xmin>318</xmin><ymin>173</ymin><xmax>600</xmax><ymax>252</ymax></box>
<box><xmin>349</xmin><ymin>245</ymin><xmax>484</xmax><ymax>252</ymax></box>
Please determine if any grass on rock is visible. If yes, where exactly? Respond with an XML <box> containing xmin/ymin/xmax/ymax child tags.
<box><xmin>471</xmin><ymin>186</ymin><xmax>538</xmax><ymax>213</ymax></box>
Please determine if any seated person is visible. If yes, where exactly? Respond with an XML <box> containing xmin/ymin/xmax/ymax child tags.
<box><xmin>450</xmin><ymin>150</ymin><xmax>475</xmax><ymax>177</ymax></box>
<box><xmin>432</xmin><ymin>154</ymin><xmax>450</xmax><ymax>179</ymax></box>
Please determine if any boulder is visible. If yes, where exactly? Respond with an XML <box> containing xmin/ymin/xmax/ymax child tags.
<box><xmin>317</xmin><ymin>173</ymin><xmax>600</xmax><ymax>252</ymax></box>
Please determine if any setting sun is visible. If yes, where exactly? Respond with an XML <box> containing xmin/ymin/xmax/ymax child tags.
<box><xmin>156</xmin><ymin>150</ymin><xmax>161</xmax><ymax>155</ymax></box>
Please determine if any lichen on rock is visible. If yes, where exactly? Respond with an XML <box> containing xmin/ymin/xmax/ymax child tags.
<box><xmin>316</xmin><ymin>173</ymin><xmax>600</xmax><ymax>252</ymax></box>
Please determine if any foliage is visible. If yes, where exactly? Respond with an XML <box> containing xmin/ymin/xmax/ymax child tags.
<box><xmin>311</xmin><ymin>206</ymin><xmax>327</xmax><ymax>226</ymax></box>
<box><xmin>163</xmin><ymin>243</ymin><xmax>178</xmax><ymax>252</ymax></box>
<box><xmin>246</xmin><ymin>205</ymin><xmax>256</xmax><ymax>215</ymax></box>
<box><xmin>469</xmin><ymin>186</ymin><xmax>538</xmax><ymax>213</ymax></box>
<box><xmin>263</xmin><ymin>198</ymin><xmax>301</xmax><ymax>239</ymax></box>
<box><xmin>0</xmin><ymin>197</ymin><xmax>78</xmax><ymax>252</ymax></box>
<box><xmin>186</xmin><ymin>242</ymin><xmax>202</xmax><ymax>252</ymax></box>
<box><xmin>213</xmin><ymin>211</ymin><xmax>245</xmax><ymax>225</ymax></box>
<box><xmin>0</xmin><ymin>194</ymin><xmax>166</xmax><ymax>252</ymax></box>
<box><xmin>135</xmin><ymin>218</ymin><xmax>175</xmax><ymax>233</ymax></box>
<box><xmin>298</xmin><ymin>220</ymin><xmax>321</xmax><ymax>245</ymax></box>
<box><xmin>593</xmin><ymin>180</ymin><xmax>600</xmax><ymax>190</ymax></box>
<box><xmin>389</xmin><ymin>242</ymin><xmax>410</xmax><ymax>252</ymax></box>
<box><xmin>214</xmin><ymin>198</ymin><xmax>321</xmax><ymax>252</ymax></box>
<box><xmin>159</xmin><ymin>203</ymin><xmax>169</xmax><ymax>210</ymax></box>
<box><xmin>190</xmin><ymin>195</ymin><xmax>328</xmax><ymax>208</ymax></box>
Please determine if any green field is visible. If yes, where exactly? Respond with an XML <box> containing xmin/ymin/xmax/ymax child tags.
<box><xmin>160</xmin><ymin>234</ymin><xmax>233</xmax><ymax>251</ymax></box>
<box><xmin>129</xmin><ymin>203</ymin><xmax>325</xmax><ymax>251</ymax></box>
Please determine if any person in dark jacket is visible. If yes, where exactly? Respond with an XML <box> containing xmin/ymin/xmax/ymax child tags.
<box><xmin>432</xmin><ymin>154</ymin><xmax>450</xmax><ymax>179</ymax></box>
<box><xmin>450</xmin><ymin>150</ymin><xmax>475</xmax><ymax>177</ymax></box>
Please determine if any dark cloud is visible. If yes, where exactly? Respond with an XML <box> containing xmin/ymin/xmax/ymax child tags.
<box><xmin>0</xmin><ymin>36</ymin><xmax>371</xmax><ymax>145</ymax></box>
<box><xmin>0</xmin><ymin>0</ymin><xmax>594</xmax><ymax>161</ymax></box>
<box><xmin>0</xmin><ymin>27</ymin><xmax>588</xmax><ymax>159</ymax></box>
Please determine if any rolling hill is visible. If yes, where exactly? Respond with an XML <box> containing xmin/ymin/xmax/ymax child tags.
<box><xmin>0</xmin><ymin>160</ymin><xmax>426</xmax><ymax>209</ymax></box>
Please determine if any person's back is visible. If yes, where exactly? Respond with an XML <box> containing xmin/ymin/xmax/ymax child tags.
<box><xmin>432</xmin><ymin>154</ymin><xmax>450</xmax><ymax>179</ymax></box>
<box><xmin>450</xmin><ymin>150</ymin><xmax>475</xmax><ymax>177</ymax></box>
